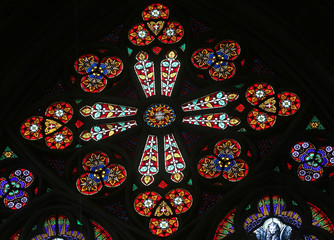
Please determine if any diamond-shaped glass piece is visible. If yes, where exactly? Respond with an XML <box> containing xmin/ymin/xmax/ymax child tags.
<box><xmin>152</xmin><ymin>46</ymin><xmax>162</xmax><ymax>55</ymax></box>
<box><xmin>75</xmin><ymin>120</ymin><xmax>84</xmax><ymax>128</ymax></box>
<box><xmin>158</xmin><ymin>180</ymin><xmax>168</xmax><ymax>189</ymax></box>
<box><xmin>235</xmin><ymin>104</ymin><xmax>245</xmax><ymax>112</ymax></box>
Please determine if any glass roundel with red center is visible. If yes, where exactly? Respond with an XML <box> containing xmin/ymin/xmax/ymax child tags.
<box><xmin>129</xmin><ymin>23</ymin><xmax>155</xmax><ymax>46</ymax></box>
<box><xmin>246</xmin><ymin>82</ymin><xmax>275</xmax><ymax>106</ymax></box>
<box><xmin>277</xmin><ymin>92</ymin><xmax>301</xmax><ymax>116</ymax></box>
<box><xmin>142</xmin><ymin>3</ymin><xmax>169</xmax><ymax>21</ymax></box>
<box><xmin>45</xmin><ymin>102</ymin><xmax>73</xmax><ymax>123</ymax></box>
<box><xmin>134</xmin><ymin>191</ymin><xmax>162</xmax><ymax>217</ymax></box>
<box><xmin>165</xmin><ymin>189</ymin><xmax>193</xmax><ymax>214</ymax></box>
<box><xmin>158</xmin><ymin>21</ymin><xmax>184</xmax><ymax>44</ymax></box>
<box><xmin>45</xmin><ymin>126</ymin><xmax>73</xmax><ymax>150</ymax></box>
<box><xmin>149</xmin><ymin>217</ymin><xmax>179</xmax><ymax>237</ymax></box>
<box><xmin>247</xmin><ymin>109</ymin><xmax>276</xmax><ymax>131</ymax></box>
<box><xmin>20</xmin><ymin>116</ymin><xmax>44</xmax><ymax>140</ymax></box>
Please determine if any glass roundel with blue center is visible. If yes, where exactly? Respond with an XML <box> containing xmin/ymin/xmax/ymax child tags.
<box><xmin>143</xmin><ymin>103</ymin><xmax>176</xmax><ymax>128</ymax></box>
<box><xmin>214</xmin><ymin>153</ymin><xmax>234</xmax><ymax>171</ymax></box>
<box><xmin>87</xmin><ymin>63</ymin><xmax>108</xmax><ymax>80</ymax></box>
<box><xmin>207</xmin><ymin>51</ymin><xmax>229</xmax><ymax>69</ymax></box>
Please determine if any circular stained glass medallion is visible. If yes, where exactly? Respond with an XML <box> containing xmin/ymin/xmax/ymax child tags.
<box><xmin>144</xmin><ymin>103</ymin><xmax>176</xmax><ymax>128</ymax></box>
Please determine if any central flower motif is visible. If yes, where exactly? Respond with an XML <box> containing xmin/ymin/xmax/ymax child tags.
<box><xmin>144</xmin><ymin>103</ymin><xmax>176</xmax><ymax>128</ymax></box>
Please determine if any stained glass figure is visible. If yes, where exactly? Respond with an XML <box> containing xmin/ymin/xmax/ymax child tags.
<box><xmin>160</xmin><ymin>50</ymin><xmax>180</xmax><ymax>96</ymax></box>
<box><xmin>253</xmin><ymin>218</ymin><xmax>293</xmax><ymax>240</ymax></box>
<box><xmin>244</xmin><ymin>195</ymin><xmax>302</xmax><ymax>233</ymax></box>
<box><xmin>290</xmin><ymin>141</ymin><xmax>334</xmax><ymax>181</ymax></box>
<box><xmin>134</xmin><ymin>51</ymin><xmax>156</xmax><ymax>97</ymax></box>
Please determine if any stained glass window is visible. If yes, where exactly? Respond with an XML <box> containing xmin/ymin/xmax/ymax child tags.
<box><xmin>2</xmin><ymin>1</ymin><xmax>334</xmax><ymax>240</ymax></box>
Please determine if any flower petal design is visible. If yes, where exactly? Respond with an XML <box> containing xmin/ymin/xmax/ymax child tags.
<box><xmin>74</xmin><ymin>54</ymin><xmax>99</xmax><ymax>74</ymax></box>
<box><xmin>246</xmin><ymin>82</ymin><xmax>275</xmax><ymax>106</ymax></box>
<box><xmin>197</xmin><ymin>155</ymin><xmax>221</xmax><ymax>179</ymax></box>
<box><xmin>158</xmin><ymin>21</ymin><xmax>184</xmax><ymax>44</ymax></box>
<box><xmin>82</xmin><ymin>152</ymin><xmax>109</xmax><ymax>171</ymax></box>
<box><xmin>149</xmin><ymin>217</ymin><xmax>179</xmax><ymax>237</ymax></box>
<box><xmin>134</xmin><ymin>51</ymin><xmax>156</xmax><ymax>97</ymax></box>
<box><xmin>164</xmin><ymin>134</ymin><xmax>186</xmax><ymax>183</ymax></box>
<box><xmin>191</xmin><ymin>48</ymin><xmax>214</xmax><ymax>69</ymax></box>
<box><xmin>142</xmin><ymin>3</ymin><xmax>169</xmax><ymax>21</ymax></box>
<box><xmin>160</xmin><ymin>50</ymin><xmax>180</xmax><ymax>96</ymax></box>
<box><xmin>79</xmin><ymin>120</ymin><xmax>137</xmax><ymax>142</ymax></box>
<box><xmin>8</xmin><ymin>169</ymin><xmax>34</xmax><ymax>189</ymax></box>
<box><xmin>247</xmin><ymin>109</ymin><xmax>276</xmax><ymax>131</ymax></box>
<box><xmin>138</xmin><ymin>135</ymin><xmax>159</xmax><ymax>186</ymax></box>
<box><xmin>45</xmin><ymin>102</ymin><xmax>73</xmax><ymax>123</ymax></box>
<box><xmin>80</xmin><ymin>103</ymin><xmax>137</xmax><ymax>120</ymax></box>
<box><xmin>129</xmin><ymin>23</ymin><xmax>155</xmax><ymax>46</ymax></box>
<box><xmin>0</xmin><ymin>169</ymin><xmax>34</xmax><ymax>210</ymax></box>
<box><xmin>165</xmin><ymin>189</ymin><xmax>192</xmax><ymax>214</ymax></box>
<box><xmin>183</xmin><ymin>113</ymin><xmax>240</xmax><ymax>130</ymax></box>
<box><xmin>103</xmin><ymin>164</ymin><xmax>127</xmax><ymax>188</ymax></box>
<box><xmin>214</xmin><ymin>40</ymin><xmax>241</xmax><ymax>61</ymax></box>
<box><xmin>134</xmin><ymin>191</ymin><xmax>162</xmax><ymax>216</ymax></box>
<box><xmin>45</xmin><ymin>126</ymin><xmax>73</xmax><ymax>149</ymax></box>
<box><xmin>182</xmin><ymin>91</ymin><xmax>238</xmax><ymax>112</ymax></box>
<box><xmin>221</xmin><ymin>159</ymin><xmax>249</xmax><ymax>182</ymax></box>
<box><xmin>290</xmin><ymin>142</ymin><xmax>334</xmax><ymax>182</ymax></box>
<box><xmin>20</xmin><ymin>116</ymin><xmax>44</xmax><ymax>140</ymax></box>
<box><xmin>100</xmin><ymin>56</ymin><xmax>123</xmax><ymax>78</ymax></box>
<box><xmin>81</xmin><ymin>74</ymin><xmax>108</xmax><ymax>93</ymax></box>
<box><xmin>214</xmin><ymin>139</ymin><xmax>241</xmax><ymax>159</ymax></box>
<box><xmin>76</xmin><ymin>172</ymin><xmax>103</xmax><ymax>195</ymax></box>
<box><xmin>209</xmin><ymin>61</ymin><xmax>236</xmax><ymax>81</ymax></box>
<box><xmin>277</xmin><ymin>92</ymin><xmax>301</xmax><ymax>116</ymax></box>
